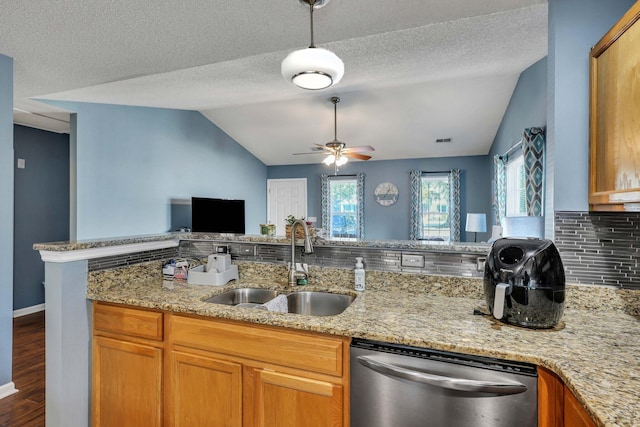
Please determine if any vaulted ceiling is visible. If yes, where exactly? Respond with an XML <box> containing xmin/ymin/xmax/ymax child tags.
<box><xmin>2</xmin><ymin>0</ymin><xmax>547</xmax><ymax>165</ymax></box>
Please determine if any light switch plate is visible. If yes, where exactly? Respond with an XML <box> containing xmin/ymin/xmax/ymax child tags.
<box><xmin>17</xmin><ymin>158</ymin><xmax>25</xmax><ymax>169</ymax></box>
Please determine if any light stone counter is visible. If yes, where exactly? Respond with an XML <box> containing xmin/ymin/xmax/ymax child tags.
<box><xmin>87</xmin><ymin>260</ymin><xmax>640</xmax><ymax>427</ymax></box>
<box><xmin>34</xmin><ymin>231</ymin><xmax>490</xmax><ymax>253</ymax></box>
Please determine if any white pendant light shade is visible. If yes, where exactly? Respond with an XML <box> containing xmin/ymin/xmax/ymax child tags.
<box><xmin>281</xmin><ymin>47</ymin><xmax>344</xmax><ymax>90</ymax></box>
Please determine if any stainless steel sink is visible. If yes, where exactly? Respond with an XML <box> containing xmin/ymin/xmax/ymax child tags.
<box><xmin>205</xmin><ymin>288</ymin><xmax>355</xmax><ymax>316</ymax></box>
<box><xmin>286</xmin><ymin>291</ymin><xmax>355</xmax><ymax>316</ymax></box>
<box><xmin>205</xmin><ymin>288</ymin><xmax>280</xmax><ymax>305</ymax></box>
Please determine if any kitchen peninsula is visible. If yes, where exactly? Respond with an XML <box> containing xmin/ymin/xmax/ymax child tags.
<box><xmin>35</xmin><ymin>233</ymin><xmax>639</xmax><ymax>427</ymax></box>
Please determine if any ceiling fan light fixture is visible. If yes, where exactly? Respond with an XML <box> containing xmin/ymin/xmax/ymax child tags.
<box><xmin>323</xmin><ymin>154</ymin><xmax>336</xmax><ymax>165</ymax></box>
<box><xmin>335</xmin><ymin>155</ymin><xmax>348</xmax><ymax>166</ymax></box>
<box><xmin>282</xmin><ymin>0</ymin><xmax>344</xmax><ymax>90</ymax></box>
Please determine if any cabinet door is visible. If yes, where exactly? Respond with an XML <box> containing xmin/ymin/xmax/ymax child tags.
<box><xmin>251</xmin><ymin>369</ymin><xmax>343</xmax><ymax>427</ymax></box>
<box><xmin>564</xmin><ymin>386</ymin><xmax>596</xmax><ymax>427</ymax></box>
<box><xmin>538</xmin><ymin>367</ymin><xmax>564</xmax><ymax>427</ymax></box>
<box><xmin>168</xmin><ymin>351</ymin><xmax>242</xmax><ymax>427</ymax></box>
<box><xmin>92</xmin><ymin>336</ymin><xmax>162</xmax><ymax>427</ymax></box>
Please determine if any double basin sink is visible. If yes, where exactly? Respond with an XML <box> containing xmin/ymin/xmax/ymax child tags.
<box><xmin>206</xmin><ymin>287</ymin><xmax>355</xmax><ymax>316</ymax></box>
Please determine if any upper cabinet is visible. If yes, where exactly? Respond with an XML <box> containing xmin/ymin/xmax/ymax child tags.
<box><xmin>589</xmin><ymin>2</ymin><xmax>640</xmax><ymax>211</ymax></box>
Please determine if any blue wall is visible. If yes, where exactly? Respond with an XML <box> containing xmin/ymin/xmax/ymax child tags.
<box><xmin>44</xmin><ymin>102</ymin><xmax>268</xmax><ymax>239</ymax></box>
<box><xmin>549</xmin><ymin>0</ymin><xmax>636</xmax><ymax>211</ymax></box>
<box><xmin>0</xmin><ymin>53</ymin><xmax>14</xmax><ymax>391</ymax></box>
<box><xmin>14</xmin><ymin>125</ymin><xmax>70</xmax><ymax>310</ymax></box>
<box><xmin>489</xmin><ymin>57</ymin><xmax>547</xmax><ymax>161</ymax></box>
<box><xmin>488</xmin><ymin>56</ymin><xmax>548</xmax><ymax>231</ymax></box>
<box><xmin>268</xmin><ymin>155</ymin><xmax>492</xmax><ymax>241</ymax></box>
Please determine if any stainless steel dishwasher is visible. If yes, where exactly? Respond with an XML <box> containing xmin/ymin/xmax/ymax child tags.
<box><xmin>351</xmin><ymin>339</ymin><xmax>537</xmax><ymax>427</ymax></box>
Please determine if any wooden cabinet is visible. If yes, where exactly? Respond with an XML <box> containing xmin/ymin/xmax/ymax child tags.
<box><xmin>167</xmin><ymin>314</ymin><xmax>350</xmax><ymax>427</ymax></box>
<box><xmin>250</xmin><ymin>368</ymin><xmax>343</xmax><ymax>427</ymax></box>
<box><xmin>589</xmin><ymin>2</ymin><xmax>640</xmax><ymax>211</ymax></box>
<box><xmin>167</xmin><ymin>350</ymin><xmax>242</xmax><ymax>427</ymax></box>
<box><xmin>538</xmin><ymin>367</ymin><xmax>596</xmax><ymax>427</ymax></box>
<box><xmin>93</xmin><ymin>303</ymin><xmax>164</xmax><ymax>427</ymax></box>
<box><xmin>92</xmin><ymin>302</ymin><xmax>350</xmax><ymax>427</ymax></box>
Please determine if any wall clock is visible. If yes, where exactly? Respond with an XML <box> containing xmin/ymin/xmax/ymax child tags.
<box><xmin>374</xmin><ymin>182</ymin><xmax>399</xmax><ymax>206</ymax></box>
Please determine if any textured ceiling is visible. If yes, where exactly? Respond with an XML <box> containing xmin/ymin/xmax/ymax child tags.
<box><xmin>2</xmin><ymin>0</ymin><xmax>548</xmax><ymax>165</ymax></box>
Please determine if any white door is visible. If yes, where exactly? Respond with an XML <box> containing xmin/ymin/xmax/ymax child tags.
<box><xmin>267</xmin><ymin>179</ymin><xmax>307</xmax><ymax>236</ymax></box>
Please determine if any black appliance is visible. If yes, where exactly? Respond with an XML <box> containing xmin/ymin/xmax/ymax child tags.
<box><xmin>484</xmin><ymin>237</ymin><xmax>565</xmax><ymax>329</ymax></box>
<box><xmin>191</xmin><ymin>197</ymin><xmax>245</xmax><ymax>234</ymax></box>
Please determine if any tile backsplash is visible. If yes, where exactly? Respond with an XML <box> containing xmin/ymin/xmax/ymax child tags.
<box><xmin>86</xmin><ymin>213</ymin><xmax>640</xmax><ymax>291</ymax></box>
<box><xmin>555</xmin><ymin>211</ymin><xmax>640</xmax><ymax>290</ymax></box>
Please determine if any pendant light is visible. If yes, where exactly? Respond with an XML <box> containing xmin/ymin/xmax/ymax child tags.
<box><xmin>281</xmin><ymin>0</ymin><xmax>344</xmax><ymax>90</ymax></box>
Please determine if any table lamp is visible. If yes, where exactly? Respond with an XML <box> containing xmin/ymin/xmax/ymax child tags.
<box><xmin>466</xmin><ymin>213</ymin><xmax>487</xmax><ymax>242</ymax></box>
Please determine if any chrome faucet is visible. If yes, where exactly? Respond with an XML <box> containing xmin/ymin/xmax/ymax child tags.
<box><xmin>288</xmin><ymin>219</ymin><xmax>314</xmax><ymax>286</ymax></box>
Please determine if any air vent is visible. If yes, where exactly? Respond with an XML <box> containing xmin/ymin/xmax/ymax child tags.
<box><xmin>435</xmin><ymin>138</ymin><xmax>452</xmax><ymax>143</ymax></box>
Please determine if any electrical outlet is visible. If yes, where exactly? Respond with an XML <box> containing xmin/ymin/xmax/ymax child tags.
<box><xmin>401</xmin><ymin>253</ymin><xmax>425</xmax><ymax>268</ymax></box>
<box><xmin>214</xmin><ymin>244</ymin><xmax>229</xmax><ymax>254</ymax></box>
<box><xmin>477</xmin><ymin>257</ymin><xmax>487</xmax><ymax>271</ymax></box>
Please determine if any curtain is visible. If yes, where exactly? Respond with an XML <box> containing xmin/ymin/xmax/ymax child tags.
<box><xmin>449</xmin><ymin>169</ymin><xmax>461</xmax><ymax>242</ymax></box>
<box><xmin>493</xmin><ymin>155</ymin><xmax>506</xmax><ymax>226</ymax></box>
<box><xmin>320</xmin><ymin>174</ymin><xmax>330</xmax><ymax>232</ymax></box>
<box><xmin>409</xmin><ymin>170</ymin><xmax>422</xmax><ymax>240</ymax></box>
<box><xmin>355</xmin><ymin>173</ymin><xmax>365</xmax><ymax>238</ymax></box>
<box><xmin>522</xmin><ymin>127</ymin><xmax>545</xmax><ymax>216</ymax></box>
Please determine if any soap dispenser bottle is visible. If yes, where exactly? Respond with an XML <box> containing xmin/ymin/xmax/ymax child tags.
<box><xmin>354</xmin><ymin>257</ymin><xmax>366</xmax><ymax>291</ymax></box>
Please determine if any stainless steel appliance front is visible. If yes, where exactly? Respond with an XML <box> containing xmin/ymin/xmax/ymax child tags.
<box><xmin>351</xmin><ymin>339</ymin><xmax>537</xmax><ymax>427</ymax></box>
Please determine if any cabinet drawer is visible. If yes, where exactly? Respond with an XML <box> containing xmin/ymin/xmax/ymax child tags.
<box><xmin>94</xmin><ymin>303</ymin><xmax>163</xmax><ymax>341</ymax></box>
<box><xmin>169</xmin><ymin>315</ymin><xmax>345</xmax><ymax>376</ymax></box>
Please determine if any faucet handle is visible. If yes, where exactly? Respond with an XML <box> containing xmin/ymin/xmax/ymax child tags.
<box><xmin>295</xmin><ymin>263</ymin><xmax>309</xmax><ymax>275</ymax></box>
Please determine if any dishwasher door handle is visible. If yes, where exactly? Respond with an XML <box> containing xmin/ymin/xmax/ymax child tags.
<box><xmin>356</xmin><ymin>356</ymin><xmax>528</xmax><ymax>395</ymax></box>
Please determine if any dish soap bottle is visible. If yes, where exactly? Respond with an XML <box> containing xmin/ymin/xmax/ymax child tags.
<box><xmin>354</xmin><ymin>257</ymin><xmax>366</xmax><ymax>291</ymax></box>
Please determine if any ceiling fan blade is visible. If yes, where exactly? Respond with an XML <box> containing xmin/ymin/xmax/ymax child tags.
<box><xmin>345</xmin><ymin>152</ymin><xmax>372</xmax><ymax>160</ymax></box>
<box><xmin>292</xmin><ymin>151</ymin><xmax>329</xmax><ymax>155</ymax></box>
<box><xmin>342</xmin><ymin>145</ymin><xmax>375</xmax><ymax>153</ymax></box>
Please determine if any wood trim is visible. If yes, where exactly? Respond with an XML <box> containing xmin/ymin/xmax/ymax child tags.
<box><xmin>591</xmin><ymin>2</ymin><xmax>640</xmax><ymax>57</ymax></box>
<box><xmin>564</xmin><ymin>386</ymin><xmax>597</xmax><ymax>427</ymax></box>
<box><xmin>94</xmin><ymin>302</ymin><xmax>163</xmax><ymax>341</ymax></box>
<box><xmin>538</xmin><ymin>367</ymin><xmax>564</xmax><ymax>427</ymax></box>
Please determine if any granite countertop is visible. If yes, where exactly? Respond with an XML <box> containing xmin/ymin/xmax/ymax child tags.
<box><xmin>34</xmin><ymin>232</ymin><xmax>490</xmax><ymax>253</ymax></box>
<box><xmin>87</xmin><ymin>261</ymin><xmax>640</xmax><ymax>427</ymax></box>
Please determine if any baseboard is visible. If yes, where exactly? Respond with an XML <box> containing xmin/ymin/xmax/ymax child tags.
<box><xmin>0</xmin><ymin>382</ymin><xmax>18</xmax><ymax>400</ymax></box>
<box><xmin>13</xmin><ymin>303</ymin><xmax>45</xmax><ymax>318</ymax></box>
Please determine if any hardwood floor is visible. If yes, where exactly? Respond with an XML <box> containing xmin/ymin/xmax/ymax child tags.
<box><xmin>0</xmin><ymin>311</ymin><xmax>45</xmax><ymax>427</ymax></box>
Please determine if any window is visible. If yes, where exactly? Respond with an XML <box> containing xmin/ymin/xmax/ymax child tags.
<box><xmin>321</xmin><ymin>173</ymin><xmax>364</xmax><ymax>239</ymax></box>
<box><xmin>506</xmin><ymin>152</ymin><xmax>527</xmax><ymax>216</ymax></box>
<box><xmin>410</xmin><ymin>169</ymin><xmax>460</xmax><ymax>242</ymax></box>
<box><xmin>420</xmin><ymin>174</ymin><xmax>450</xmax><ymax>240</ymax></box>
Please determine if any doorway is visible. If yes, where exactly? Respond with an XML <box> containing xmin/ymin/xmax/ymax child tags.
<box><xmin>267</xmin><ymin>179</ymin><xmax>307</xmax><ymax>236</ymax></box>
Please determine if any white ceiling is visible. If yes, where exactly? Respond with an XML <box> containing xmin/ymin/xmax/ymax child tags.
<box><xmin>2</xmin><ymin>0</ymin><xmax>548</xmax><ymax>165</ymax></box>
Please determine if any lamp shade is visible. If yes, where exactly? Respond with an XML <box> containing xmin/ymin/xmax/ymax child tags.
<box><xmin>281</xmin><ymin>47</ymin><xmax>344</xmax><ymax>90</ymax></box>
<box><xmin>465</xmin><ymin>213</ymin><xmax>487</xmax><ymax>233</ymax></box>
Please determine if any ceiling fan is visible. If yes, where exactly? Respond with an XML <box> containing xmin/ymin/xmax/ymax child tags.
<box><xmin>294</xmin><ymin>97</ymin><xmax>375</xmax><ymax>169</ymax></box>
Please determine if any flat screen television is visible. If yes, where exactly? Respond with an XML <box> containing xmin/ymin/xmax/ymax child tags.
<box><xmin>191</xmin><ymin>197</ymin><xmax>245</xmax><ymax>234</ymax></box>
